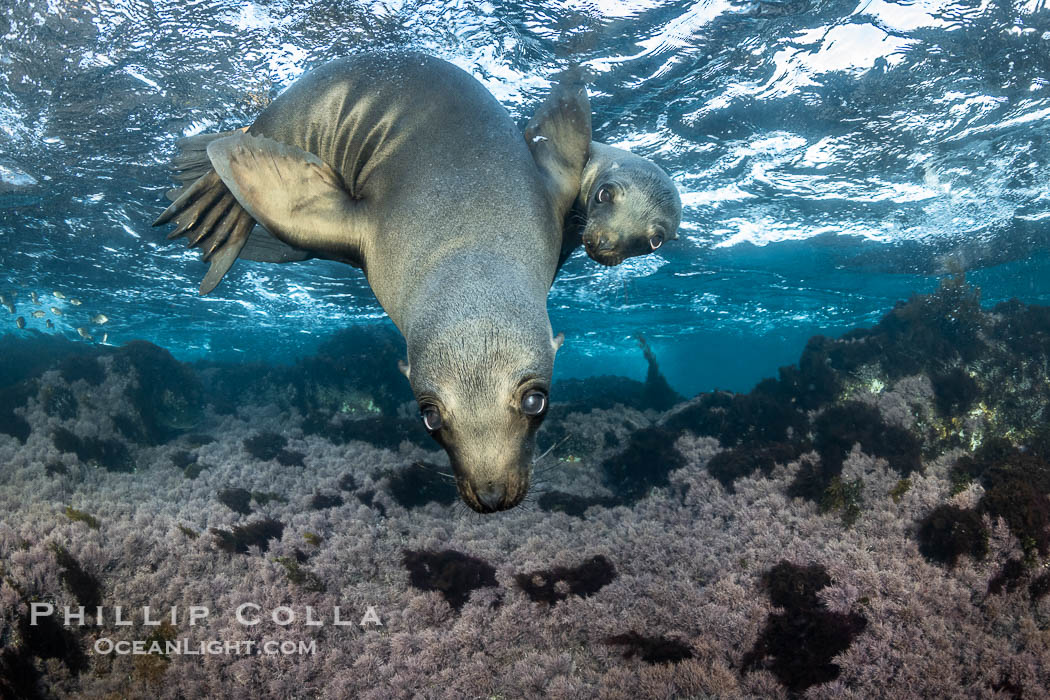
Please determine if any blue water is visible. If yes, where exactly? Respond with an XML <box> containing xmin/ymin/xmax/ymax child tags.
<box><xmin>1</xmin><ymin>0</ymin><xmax>1048</xmax><ymax>396</ymax></box>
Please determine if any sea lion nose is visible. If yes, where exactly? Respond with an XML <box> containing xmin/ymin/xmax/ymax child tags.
<box><xmin>476</xmin><ymin>484</ymin><xmax>505</xmax><ymax>510</ymax></box>
<box><xmin>596</xmin><ymin>236</ymin><xmax>614</xmax><ymax>251</ymax></box>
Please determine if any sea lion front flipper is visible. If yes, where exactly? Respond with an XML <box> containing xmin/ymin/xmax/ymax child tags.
<box><xmin>524</xmin><ymin>68</ymin><xmax>592</xmax><ymax>220</ymax></box>
<box><xmin>205</xmin><ymin>133</ymin><xmax>370</xmax><ymax>265</ymax></box>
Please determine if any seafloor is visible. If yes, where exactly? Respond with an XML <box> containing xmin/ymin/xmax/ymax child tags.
<box><xmin>1</xmin><ymin>276</ymin><xmax>1049</xmax><ymax>699</ymax></box>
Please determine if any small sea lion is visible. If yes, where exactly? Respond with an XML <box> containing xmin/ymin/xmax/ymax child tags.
<box><xmin>154</xmin><ymin>53</ymin><xmax>590</xmax><ymax>513</ymax></box>
<box><xmin>555</xmin><ymin>142</ymin><xmax>682</xmax><ymax>269</ymax></box>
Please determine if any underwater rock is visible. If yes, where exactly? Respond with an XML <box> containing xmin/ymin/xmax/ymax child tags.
<box><xmin>743</xmin><ymin>560</ymin><xmax>867</xmax><ymax>692</ymax></box>
<box><xmin>604</xmin><ymin>631</ymin><xmax>694</xmax><ymax>664</ymax></box>
<box><xmin>514</xmin><ymin>555</ymin><xmax>617</xmax><ymax>603</ymax></box>
<box><xmin>41</xmin><ymin>384</ymin><xmax>77</xmax><ymax>420</ymax></box>
<box><xmin>402</xmin><ymin>549</ymin><xmax>498</xmax><ymax>611</ymax></box>
<box><xmin>111</xmin><ymin>341</ymin><xmax>203</xmax><ymax>444</ymax></box>
<box><xmin>551</xmin><ymin>335</ymin><xmax>684</xmax><ymax>412</ymax></box>
<box><xmin>917</xmin><ymin>505</ymin><xmax>989</xmax><ymax>566</ymax></box>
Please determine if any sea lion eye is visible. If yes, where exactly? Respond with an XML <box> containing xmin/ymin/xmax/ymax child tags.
<box><xmin>648</xmin><ymin>233</ymin><xmax>664</xmax><ymax>250</ymax></box>
<box><xmin>420</xmin><ymin>405</ymin><xmax>443</xmax><ymax>431</ymax></box>
<box><xmin>596</xmin><ymin>186</ymin><xmax>612</xmax><ymax>204</ymax></box>
<box><xmin>521</xmin><ymin>390</ymin><xmax>548</xmax><ymax>416</ymax></box>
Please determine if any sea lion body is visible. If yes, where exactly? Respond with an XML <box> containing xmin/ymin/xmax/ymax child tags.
<box><xmin>155</xmin><ymin>53</ymin><xmax>592</xmax><ymax>512</ymax></box>
<box><xmin>560</xmin><ymin>141</ymin><xmax>682</xmax><ymax>269</ymax></box>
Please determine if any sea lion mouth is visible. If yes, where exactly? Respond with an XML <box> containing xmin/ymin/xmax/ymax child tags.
<box><xmin>585</xmin><ymin>243</ymin><xmax>624</xmax><ymax>266</ymax></box>
<box><xmin>457</xmin><ymin>474</ymin><xmax>529</xmax><ymax>514</ymax></box>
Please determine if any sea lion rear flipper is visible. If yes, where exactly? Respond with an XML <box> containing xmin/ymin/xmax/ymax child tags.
<box><xmin>524</xmin><ymin>68</ymin><xmax>592</xmax><ymax>220</ymax></box>
<box><xmin>204</xmin><ymin>133</ymin><xmax>370</xmax><ymax>265</ymax></box>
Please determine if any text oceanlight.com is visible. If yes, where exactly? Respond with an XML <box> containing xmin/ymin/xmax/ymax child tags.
<box><xmin>93</xmin><ymin>639</ymin><xmax>317</xmax><ymax>656</ymax></box>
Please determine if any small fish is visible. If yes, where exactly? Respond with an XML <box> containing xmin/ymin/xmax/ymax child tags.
<box><xmin>15</xmin><ymin>316</ymin><xmax>24</xmax><ymax>329</ymax></box>
<box><xmin>92</xmin><ymin>313</ymin><xmax>109</xmax><ymax>324</ymax></box>
<box><xmin>46</xmin><ymin>319</ymin><xmax>54</xmax><ymax>329</ymax></box>
<box><xmin>2</xmin><ymin>302</ymin><xmax>12</xmax><ymax>314</ymax></box>
<box><xmin>50</xmin><ymin>307</ymin><xmax>62</xmax><ymax>316</ymax></box>
<box><xmin>53</xmin><ymin>290</ymin><xmax>65</xmax><ymax>299</ymax></box>
<box><xmin>30</xmin><ymin>291</ymin><xmax>38</xmax><ymax>304</ymax></box>
<box><xmin>0</xmin><ymin>293</ymin><xmax>6</xmax><ymax>305</ymax></box>
<box><xmin>31</xmin><ymin>310</ymin><xmax>46</xmax><ymax>318</ymax></box>
<box><xmin>101</xmin><ymin>332</ymin><xmax>108</xmax><ymax>344</ymax></box>
<box><xmin>69</xmin><ymin>298</ymin><xmax>82</xmax><ymax>306</ymax></box>
<box><xmin>76</xmin><ymin>327</ymin><xmax>93</xmax><ymax>341</ymax></box>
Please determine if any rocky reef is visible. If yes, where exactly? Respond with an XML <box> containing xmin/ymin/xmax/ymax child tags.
<box><xmin>1</xmin><ymin>276</ymin><xmax>1049</xmax><ymax>698</ymax></box>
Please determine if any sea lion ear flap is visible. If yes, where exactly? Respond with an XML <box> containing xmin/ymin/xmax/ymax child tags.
<box><xmin>205</xmin><ymin>133</ymin><xmax>372</xmax><ymax>263</ymax></box>
<box><xmin>551</xmin><ymin>332</ymin><xmax>565</xmax><ymax>354</ymax></box>
<box><xmin>398</xmin><ymin>359</ymin><xmax>411</xmax><ymax>379</ymax></box>
<box><xmin>525</xmin><ymin>67</ymin><xmax>592</xmax><ymax>219</ymax></box>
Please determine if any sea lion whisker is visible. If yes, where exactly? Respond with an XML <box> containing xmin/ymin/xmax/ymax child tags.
<box><xmin>410</xmin><ymin>460</ymin><xmax>455</xmax><ymax>481</ymax></box>
<box><xmin>532</xmin><ymin>434</ymin><xmax>570</xmax><ymax>466</ymax></box>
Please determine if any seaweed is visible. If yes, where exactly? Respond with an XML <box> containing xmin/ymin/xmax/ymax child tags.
<box><xmin>217</xmin><ymin>488</ymin><xmax>252</xmax><ymax>515</ymax></box>
<box><xmin>889</xmin><ymin>477</ymin><xmax>911</xmax><ymax>503</ymax></box>
<box><xmin>953</xmin><ymin>441</ymin><xmax>1050</xmax><ymax>556</ymax></box>
<box><xmin>743</xmin><ymin>560</ymin><xmax>867</xmax><ymax>692</ymax></box>
<box><xmin>177</xmin><ymin>525</ymin><xmax>199</xmax><ymax>539</ymax></box>
<box><xmin>790</xmin><ymin>402</ymin><xmax>920</xmax><ymax>502</ymax></box>
<box><xmin>386</xmin><ymin>463</ymin><xmax>457</xmax><ymax>509</ymax></box>
<box><xmin>58</xmin><ymin>354</ymin><xmax>104</xmax><ymax>385</ymax></box>
<box><xmin>663</xmin><ymin>389</ymin><xmax>807</xmax><ymax>448</ymax></box>
<box><xmin>318</xmin><ymin>415</ymin><xmax>432</xmax><ymax>450</ymax></box>
<box><xmin>601</xmin><ymin>427</ymin><xmax>685</xmax><ymax>503</ymax></box>
<box><xmin>52</xmin><ymin>427</ymin><xmax>134</xmax><ymax>473</ymax></box>
<box><xmin>274</xmin><ymin>556</ymin><xmax>326</xmax><ymax>592</ymax></box>
<box><xmin>211</xmin><ymin>518</ymin><xmax>284</xmax><ymax>554</ymax></box>
<box><xmin>705</xmin><ymin>441</ymin><xmax>807</xmax><ymax>491</ymax></box>
<box><xmin>931</xmin><ymin>368</ymin><xmax>980</xmax><ymax>416</ymax></box>
<box><xmin>537</xmin><ymin>491</ymin><xmax>618</xmax><ymax>517</ymax></box>
<box><xmin>917</xmin><ymin>505</ymin><xmax>988</xmax><ymax>566</ymax></box>
<box><xmin>170</xmin><ymin>450</ymin><xmax>195</xmax><ymax>470</ymax></box>
<box><xmin>63</xmin><ymin>506</ymin><xmax>99</xmax><ymax>530</ymax></box>
<box><xmin>604</xmin><ymin>631</ymin><xmax>694</xmax><ymax>664</ymax></box>
<box><xmin>250</xmin><ymin>491</ymin><xmax>286</xmax><ymax>506</ymax></box>
<box><xmin>302</xmin><ymin>532</ymin><xmax>322</xmax><ymax>546</ymax></box>
<box><xmin>275</xmin><ymin>449</ymin><xmax>305</xmax><ymax>467</ymax></box>
<box><xmin>48</xmin><ymin>542</ymin><xmax>102</xmax><ymax>608</ymax></box>
<box><xmin>357</xmin><ymin>490</ymin><xmax>387</xmax><ymax>517</ymax></box>
<box><xmin>0</xmin><ymin>382</ymin><xmax>33</xmax><ymax>443</ymax></box>
<box><xmin>309</xmin><ymin>492</ymin><xmax>343</xmax><ymax>510</ymax></box>
<box><xmin>820</xmin><ymin>476</ymin><xmax>864</xmax><ymax>526</ymax></box>
<box><xmin>45</xmin><ymin>461</ymin><xmax>68</xmax><ymax>477</ymax></box>
<box><xmin>402</xmin><ymin>549</ymin><xmax>498</xmax><ymax>611</ymax></box>
<box><xmin>243</xmin><ymin>432</ymin><xmax>287</xmax><ymax>461</ymax></box>
<box><xmin>337</xmin><ymin>473</ymin><xmax>357</xmax><ymax>491</ymax></box>
<box><xmin>41</xmin><ymin>384</ymin><xmax>77</xmax><ymax>419</ymax></box>
<box><xmin>1030</xmin><ymin>572</ymin><xmax>1050</xmax><ymax>602</ymax></box>
<box><xmin>514</xmin><ymin>555</ymin><xmax>617</xmax><ymax>604</ymax></box>
<box><xmin>987</xmin><ymin>558</ymin><xmax>1025</xmax><ymax>597</ymax></box>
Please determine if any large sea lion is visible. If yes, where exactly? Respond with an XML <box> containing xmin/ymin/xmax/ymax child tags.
<box><xmin>555</xmin><ymin>142</ymin><xmax>682</xmax><ymax>270</ymax></box>
<box><xmin>154</xmin><ymin>52</ymin><xmax>591</xmax><ymax>513</ymax></box>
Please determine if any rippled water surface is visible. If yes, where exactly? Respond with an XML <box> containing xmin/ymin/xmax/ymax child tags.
<box><xmin>1</xmin><ymin>0</ymin><xmax>1048</xmax><ymax>393</ymax></box>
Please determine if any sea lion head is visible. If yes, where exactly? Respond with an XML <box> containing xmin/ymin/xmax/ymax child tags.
<box><xmin>402</xmin><ymin>317</ymin><xmax>561</xmax><ymax>513</ymax></box>
<box><xmin>579</xmin><ymin>144</ymin><xmax>682</xmax><ymax>266</ymax></box>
